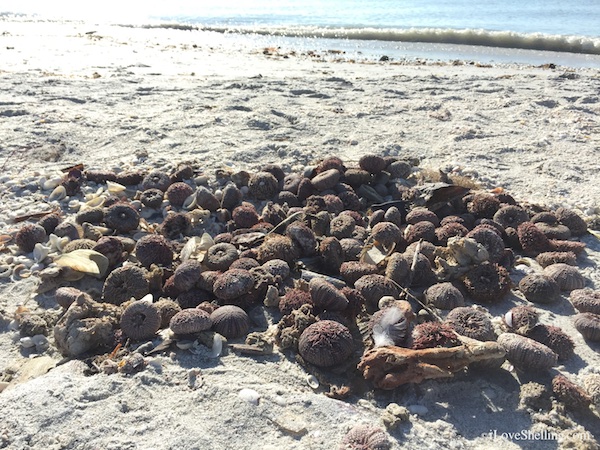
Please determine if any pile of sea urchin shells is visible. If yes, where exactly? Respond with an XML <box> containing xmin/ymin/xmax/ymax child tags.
<box><xmin>3</xmin><ymin>154</ymin><xmax>600</xmax><ymax>419</ymax></box>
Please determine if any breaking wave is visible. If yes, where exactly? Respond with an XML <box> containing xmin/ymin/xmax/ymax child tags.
<box><xmin>198</xmin><ymin>25</ymin><xmax>600</xmax><ymax>55</ymax></box>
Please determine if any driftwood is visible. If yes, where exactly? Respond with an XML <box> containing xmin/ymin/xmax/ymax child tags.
<box><xmin>358</xmin><ymin>336</ymin><xmax>505</xmax><ymax>389</ymax></box>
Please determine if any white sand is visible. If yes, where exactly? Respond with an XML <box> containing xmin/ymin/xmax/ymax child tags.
<box><xmin>1</xmin><ymin>19</ymin><xmax>599</xmax><ymax>450</ymax></box>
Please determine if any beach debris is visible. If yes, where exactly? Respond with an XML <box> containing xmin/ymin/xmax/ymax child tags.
<box><xmin>358</xmin><ymin>335</ymin><xmax>505</xmax><ymax>389</ymax></box>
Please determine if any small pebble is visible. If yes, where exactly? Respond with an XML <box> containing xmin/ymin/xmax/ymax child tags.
<box><xmin>238</xmin><ymin>388</ymin><xmax>260</xmax><ymax>405</ymax></box>
<box><xmin>408</xmin><ymin>404</ymin><xmax>429</xmax><ymax>416</ymax></box>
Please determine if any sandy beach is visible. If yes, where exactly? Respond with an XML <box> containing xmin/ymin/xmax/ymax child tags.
<box><xmin>1</xmin><ymin>19</ymin><xmax>600</xmax><ymax>450</ymax></box>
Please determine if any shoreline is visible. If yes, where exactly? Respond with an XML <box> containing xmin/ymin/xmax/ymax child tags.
<box><xmin>0</xmin><ymin>17</ymin><xmax>599</xmax><ymax>450</ymax></box>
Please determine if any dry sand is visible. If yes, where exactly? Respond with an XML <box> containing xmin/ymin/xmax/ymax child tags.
<box><xmin>0</xmin><ymin>19</ymin><xmax>599</xmax><ymax>450</ymax></box>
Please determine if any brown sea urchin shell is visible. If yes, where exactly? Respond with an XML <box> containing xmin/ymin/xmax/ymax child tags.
<box><xmin>570</xmin><ymin>288</ymin><xmax>600</xmax><ymax>314</ymax></box>
<box><xmin>573</xmin><ymin>313</ymin><xmax>600</xmax><ymax>341</ymax></box>
<box><xmin>169</xmin><ymin>308</ymin><xmax>212</xmax><ymax>335</ymax></box>
<box><xmin>205</xmin><ymin>242</ymin><xmax>239</xmax><ymax>271</ymax></box>
<box><xmin>542</xmin><ymin>263</ymin><xmax>585</xmax><ymax>291</ymax></box>
<box><xmin>102</xmin><ymin>265</ymin><xmax>150</xmax><ymax>305</ymax></box>
<box><xmin>339</xmin><ymin>424</ymin><xmax>391</xmax><ymax>450</ymax></box>
<box><xmin>15</xmin><ymin>223</ymin><xmax>47</xmax><ymax>253</ymax></box>
<box><xmin>497</xmin><ymin>332</ymin><xmax>557</xmax><ymax>372</ymax></box>
<box><xmin>134</xmin><ymin>234</ymin><xmax>174</xmax><ymax>268</ymax></box>
<box><xmin>212</xmin><ymin>269</ymin><xmax>255</xmax><ymax>301</ymax></box>
<box><xmin>526</xmin><ymin>324</ymin><xmax>574</xmax><ymax>361</ymax></box>
<box><xmin>461</xmin><ymin>262</ymin><xmax>510</xmax><ymax>303</ymax></box>
<box><xmin>308</xmin><ymin>278</ymin><xmax>349</xmax><ymax>312</ymax></box>
<box><xmin>104</xmin><ymin>203</ymin><xmax>140</xmax><ymax>233</ymax></box>
<box><xmin>120</xmin><ymin>301</ymin><xmax>161</xmax><ymax>341</ymax></box>
<box><xmin>210</xmin><ymin>305</ymin><xmax>250</xmax><ymax>339</ymax></box>
<box><xmin>445</xmin><ymin>307</ymin><xmax>495</xmax><ymax>341</ymax></box>
<box><xmin>298</xmin><ymin>320</ymin><xmax>354</xmax><ymax>368</ymax></box>
<box><xmin>518</xmin><ymin>273</ymin><xmax>560</xmax><ymax>304</ymax></box>
<box><xmin>424</xmin><ymin>282</ymin><xmax>465</xmax><ymax>310</ymax></box>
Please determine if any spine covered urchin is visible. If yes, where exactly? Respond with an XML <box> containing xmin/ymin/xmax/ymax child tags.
<box><xmin>298</xmin><ymin>320</ymin><xmax>355</xmax><ymax>368</ymax></box>
<box><xmin>517</xmin><ymin>221</ymin><xmax>552</xmax><ymax>255</ymax></box>
<box><xmin>525</xmin><ymin>324</ymin><xmax>574</xmax><ymax>361</ymax></box>
<box><xmin>461</xmin><ymin>262</ymin><xmax>511</xmax><ymax>304</ymax></box>
<box><xmin>552</xmin><ymin>374</ymin><xmax>592</xmax><ymax>413</ymax></box>
<box><xmin>15</xmin><ymin>223</ymin><xmax>47</xmax><ymax>253</ymax></box>
<box><xmin>466</xmin><ymin>225</ymin><xmax>506</xmax><ymax>263</ymax></box>
<box><xmin>503</xmin><ymin>305</ymin><xmax>539</xmax><ymax>335</ymax></box>
<box><xmin>410</xmin><ymin>321</ymin><xmax>461</xmax><ymax>350</ymax></box>
<box><xmin>445</xmin><ymin>307</ymin><xmax>496</xmax><ymax>341</ymax></box>
<box><xmin>308</xmin><ymin>277</ymin><xmax>349</xmax><ymax>312</ymax></box>
<box><xmin>536</xmin><ymin>251</ymin><xmax>577</xmax><ymax>268</ymax></box>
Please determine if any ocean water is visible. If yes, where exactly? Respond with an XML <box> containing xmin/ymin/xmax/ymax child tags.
<box><xmin>3</xmin><ymin>0</ymin><xmax>600</xmax><ymax>67</ymax></box>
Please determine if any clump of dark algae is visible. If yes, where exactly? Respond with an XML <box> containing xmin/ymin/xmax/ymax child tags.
<box><xmin>2</xmin><ymin>154</ymin><xmax>597</xmax><ymax>444</ymax></box>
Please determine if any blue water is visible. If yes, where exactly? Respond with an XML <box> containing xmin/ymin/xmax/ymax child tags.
<box><xmin>3</xmin><ymin>0</ymin><xmax>600</xmax><ymax>65</ymax></box>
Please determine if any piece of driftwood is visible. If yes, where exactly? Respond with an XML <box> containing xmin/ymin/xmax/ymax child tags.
<box><xmin>358</xmin><ymin>336</ymin><xmax>505</xmax><ymax>389</ymax></box>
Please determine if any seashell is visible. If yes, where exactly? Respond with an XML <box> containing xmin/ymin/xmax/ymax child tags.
<box><xmin>573</xmin><ymin>313</ymin><xmax>600</xmax><ymax>341</ymax></box>
<box><xmin>182</xmin><ymin>192</ymin><xmax>197</xmax><ymax>210</ymax></box>
<box><xmin>298</xmin><ymin>320</ymin><xmax>354</xmax><ymax>368</ymax></box>
<box><xmin>84</xmin><ymin>196</ymin><xmax>105</xmax><ymax>208</ymax></box>
<box><xmin>41</xmin><ymin>176</ymin><xmax>63</xmax><ymax>190</ymax></box>
<box><xmin>569</xmin><ymin>288</ymin><xmax>600</xmax><ymax>314</ymax></box>
<box><xmin>48</xmin><ymin>233</ymin><xmax>70</xmax><ymax>253</ymax></box>
<box><xmin>306</xmin><ymin>374</ymin><xmax>319</xmax><ymax>389</ymax></box>
<box><xmin>205</xmin><ymin>242</ymin><xmax>239</xmax><ymax>271</ymax></box>
<box><xmin>19</xmin><ymin>336</ymin><xmax>35</xmax><ymax>348</ymax></box>
<box><xmin>211</xmin><ymin>333</ymin><xmax>224</xmax><ymax>358</ymax></box>
<box><xmin>0</xmin><ymin>265</ymin><xmax>12</xmax><ymax>278</ymax></box>
<box><xmin>11</xmin><ymin>264</ymin><xmax>32</xmax><ymax>280</ymax></box>
<box><xmin>48</xmin><ymin>185</ymin><xmax>67</xmax><ymax>202</ymax></box>
<box><xmin>210</xmin><ymin>305</ymin><xmax>250</xmax><ymax>339</ymax></box>
<box><xmin>187</xmin><ymin>208</ymin><xmax>211</xmax><ymax>225</ymax></box>
<box><xmin>32</xmin><ymin>243</ymin><xmax>50</xmax><ymax>263</ymax></box>
<box><xmin>238</xmin><ymin>388</ymin><xmax>260</xmax><ymax>405</ymax></box>
<box><xmin>461</xmin><ymin>262</ymin><xmax>511</xmax><ymax>303</ymax></box>
<box><xmin>54</xmin><ymin>249</ymin><xmax>109</xmax><ymax>278</ymax></box>
<box><xmin>67</xmin><ymin>199</ymin><xmax>81</xmax><ymax>212</ymax></box>
<box><xmin>103</xmin><ymin>265</ymin><xmax>150</xmax><ymax>305</ymax></box>
<box><xmin>542</xmin><ymin>263</ymin><xmax>585</xmax><ymax>291</ymax></box>
<box><xmin>497</xmin><ymin>332</ymin><xmax>557</xmax><ymax>372</ymax></box>
<box><xmin>106</xmin><ymin>180</ymin><xmax>126</xmax><ymax>194</ymax></box>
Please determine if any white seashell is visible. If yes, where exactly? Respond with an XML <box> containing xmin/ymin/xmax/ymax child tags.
<box><xmin>41</xmin><ymin>176</ymin><xmax>62</xmax><ymax>191</ymax></box>
<box><xmin>48</xmin><ymin>185</ymin><xmax>67</xmax><ymax>202</ymax></box>
<box><xmin>238</xmin><ymin>388</ymin><xmax>260</xmax><ymax>405</ymax></box>
<box><xmin>139</xmin><ymin>293</ymin><xmax>153</xmax><ymax>304</ymax></box>
<box><xmin>183</xmin><ymin>193</ymin><xmax>197</xmax><ymax>210</ymax></box>
<box><xmin>11</xmin><ymin>264</ymin><xmax>31</xmax><ymax>280</ymax></box>
<box><xmin>8</xmin><ymin>319</ymin><xmax>19</xmax><ymax>331</ymax></box>
<box><xmin>0</xmin><ymin>265</ymin><xmax>12</xmax><ymax>278</ymax></box>
<box><xmin>176</xmin><ymin>340</ymin><xmax>196</xmax><ymax>350</ymax></box>
<box><xmin>30</xmin><ymin>263</ymin><xmax>44</xmax><ymax>272</ymax></box>
<box><xmin>107</xmin><ymin>180</ymin><xmax>126</xmax><ymax>194</ymax></box>
<box><xmin>188</xmin><ymin>209</ymin><xmax>211</xmax><ymax>225</ymax></box>
<box><xmin>31</xmin><ymin>334</ymin><xmax>48</xmax><ymax>347</ymax></box>
<box><xmin>84</xmin><ymin>196</ymin><xmax>105</xmax><ymax>208</ymax></box>
<box><xmin>504</xmin><ymin>311</ymin><xmax>513</xmax><ymax>328</ymax></box>
<box><xmin>211</xmin><ymin>334</ymin><xmax>223</xmax><ymax>358</ymax></box>
<box><xmin>19</xmin><ymin>337</ymin><xmax>35</xmax><ymax>348</ymax></box>
<box><xmin>306</xmin><ymin>374</ymin><xmax>319</xmax><ymax>389</ymax></box>
<box><xmin>68</xmin><ymin>199</ymin><xmax>82</xmax><ymax>212</ymax></box>
<box><xmin>54</xmin><ymin>249</ymin><xmax>109</xmax><ymax>278</ymax></box>
<box><xmin>33</xmin><ymin>243</ymin><xmax>50</xmax><ymax>263</ymax></box>
<box><xmin>48</xmin><ymin>234</ymin><xmax>70</xmax><ymax>253</ymax></box>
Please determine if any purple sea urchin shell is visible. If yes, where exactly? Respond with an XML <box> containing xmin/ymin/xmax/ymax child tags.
<box><xmin>424</xmin><ymin>282</ymin><xmax>465</xmax><ymax>310</ymax></box>
<box><xmin>104</xmin><ymin>203</ymin><xmax>140</xmax><ymax>233</ymax></box>
<box><xmin>279</xmin><ymin>289</ymin><xmax>313</xmax><ymax>315</ymax></box>
<box><xmin>359</xmin><ymin>154</ymin><xmax>386</xmax><ymax>174</ymax></box>
<box><xmin>573</xmin><ymin>313</ymin><xmax>600</xmax><ymax>341</ymax></box>
<box><xmin>212</xmin><ymin>269</ymin><xmax>255</xmax><ymax>301</ymax></box>
<box><xmin>141</xmin><ymin>170</ymin><xmax>171</xmax><ymax>192</ymax></box>
<box><xmin>308</xmin><ymin>278</ymin><xmax>349</xmax><ymax>312</ymax></box>
<box><xmin>411</xmin><ymin>321</ymin><xmax>461</xmax><ymax>349</ymax></box>
<box><xmin>497</xmin><ymin>332</ymin><xmax>557</xmax><ymax>372</ymax></box>
<box><xmin>120</xmin><ymin>301</ymin><xmax>161</xmax><ymax>341</ymax></box>
<box><xmin>134</xmin><ymin>234</ymin><xmax>174</xmax><ymax>268</ymax></box>
<box><xmin>543</xmin><ymin>263</ymin><xmax>585</xmax><ymax>291</ymax></box>
<box><xmin>570</xmin><ymin>288</ymin><xmax>600</xmax><ymax>314</ymax></box>
<box><xmin>462</xmin><ymin>262</ymin><xmax>510</xmax><ymax>303</ymax></box>
<box><xmin>536</xmin><ymin>251</ymin><xmax>577</xmax><ymax>268</ymax></box>
<box><xmin>518</xmin><ymin>273</ymin><xmax>560</xmax><ymax>304</ymax></box>
<box><xmin>102</xmin><ymin>265</ymin><xmax>149</xmax><ymax>305</ymax></box>
<box><xmin>15</xmin><ymin>223</ymin><xmax>47</xmax><ymax>253</ymax></box>
<box><xmin>555</xmin><ymin>207</ymin><xmax>587</xmax><ymax>236</ymax></box>
<box><xmin>210</xmin><ymin>305</ymin><xmax>250</xmax><ymax>339</ymax></box>
<box><xmin>165</xmin><ymin>182</ymin><xmax>194</xmax><ymax>207</ymax></box>
<box><xmin>298</xmin><ymin>320</ymin><xmax>354</xmax><ymax>368</ymax></box>
<box><xmin>140</xmin><ymin>188</ymin><xmax>164</xmax><ymax>209</ymax></box>
<box><xmin>526</xmin><ymin>324</ymin><xmax>574</xmax><ymax>361</ymax></box>
<box><xmin>160</xmin><ymin>212</ymin><xmax>191</xmax><ymax>239</ymax></box>
<box><xmin>445</xmin><ymin>307</ymin><xmax>495</xmax><ymax>341</ymax></box>
<box><xmin>248</xmin><ymin>171</ymin><xmax>279</xmax><ymax>200</ymax></box>
<box><xmin>173</xmin><ymin>259</ymin><xmax>203</xmax><ymax>292</ymax></box>
<box><xmin>493</xmin><ymin>205</ymin><xmax>529</xmax><ymax>229</ymax></box>
<box><xmin>169</xmin><ymin>308</ymin><xmax>212</xmax><ymax>335</ymax></box>
<box><xmin>339</xmin><ymin>424</ymin><xmax>391</xmax><ymax>450</ymax></box>
<box><xmin>205</xmin><ymin>242</ymin><xmax>239</xmax><ymax>271</ymax></box>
